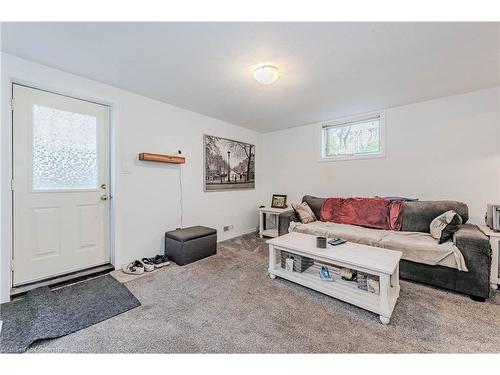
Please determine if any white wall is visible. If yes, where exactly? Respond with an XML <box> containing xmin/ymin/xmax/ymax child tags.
<box><xmin>262</xmin><ymin>87</ymin><xmax>500</xmax><ymax>225</ymax></box>
<box><xmin>1</xmin><ymin>53</ymin><xmax>262</xmax><ymax>302</ymax></box>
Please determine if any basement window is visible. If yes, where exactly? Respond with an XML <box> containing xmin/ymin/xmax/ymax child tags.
<box><xmin>320</xmin><ymin>112</ymin><xmax>385</xmax><ymax>161</ymax></box>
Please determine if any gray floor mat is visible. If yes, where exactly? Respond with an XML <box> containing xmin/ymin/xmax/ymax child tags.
<box><xmin>0</xmin><ymin>274</ymin><xmax>140</xmax><ymax>353</ymax></box>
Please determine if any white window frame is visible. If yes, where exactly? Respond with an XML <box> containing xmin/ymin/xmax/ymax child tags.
<box><xmin>319</xmin><ymin>110</ymin><xmax>386</xmax><ymax>162</ymax></box>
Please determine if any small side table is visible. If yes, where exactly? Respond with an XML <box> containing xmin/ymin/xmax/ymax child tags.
<box><xmin>479</xmin><ymin>225</ymin><xmax>500</xmax><ymax>290</ymax></box>
<box><xmin>258</xmin><ymin>207</ymin><xmax>293</xmax><ymax>238</ymax></box>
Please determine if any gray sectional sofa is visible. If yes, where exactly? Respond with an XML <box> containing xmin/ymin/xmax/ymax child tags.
<box><xmin>279</xmin><ymin>195</ymin><xmax>491</xmax><ymax>300</ymax></box>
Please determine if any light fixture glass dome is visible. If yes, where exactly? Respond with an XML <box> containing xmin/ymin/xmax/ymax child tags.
<box><xmin>253</xmin><ymin>65</ymin><xmax>280</xmax><ymax>85</ymax></box>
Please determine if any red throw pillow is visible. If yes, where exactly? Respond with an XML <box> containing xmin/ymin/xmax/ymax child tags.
<box><xmin>388</xmin><ymin>200</ymin><xmax>404</xmax><ymax>231</ymax></box>
<box><xmin>320</xmin><ymin>197</ymin><xmax>404</xmax><ymax>230</ymax></box>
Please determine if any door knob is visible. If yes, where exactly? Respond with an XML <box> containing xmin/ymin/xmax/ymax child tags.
<box><xmin>101</xmin><ymin>194</ymin><xmax>108</xmax><ymax>201</ymax></box>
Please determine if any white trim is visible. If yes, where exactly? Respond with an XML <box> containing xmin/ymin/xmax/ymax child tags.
<box><xmin>1</xmin><ymin>80</ymin><xmax>116</xmax><ymax>302</ymax></box>
<box><xmin>319</xmin><ymin>110</ymin><xmax>386</xmax><ymax>162</ymax></box>
<box><xmin>1</xmin><ymin>81</ymin><xmax>14</xmax><ymax>302</ymax></box>
<box><xmin>321</xmin><ymin>112</ymin><xmax>381</xmax><ymax>129</ymax></box>
<box><xmin>219</xmin><ymin>227</ymin><xmax>257</xmax><ymax>242</ymax></box>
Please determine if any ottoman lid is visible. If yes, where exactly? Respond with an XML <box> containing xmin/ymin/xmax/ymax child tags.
<box><xmin>165</xmin><ymin>226</ymin><xmax>217</xmax><ymax>242</ymax></box>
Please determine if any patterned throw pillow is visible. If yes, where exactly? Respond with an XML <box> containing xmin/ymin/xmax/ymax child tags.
<box><xmin>292</xmin><ymin>202</ymin><xmax>317</xmax><ymax>224</ymax></box>
<box><xmin>430</xmin><ymin>210</ymin><xmax>463</xmax><ymax>244</ymax></box>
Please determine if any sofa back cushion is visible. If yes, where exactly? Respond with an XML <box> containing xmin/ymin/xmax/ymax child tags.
<box><xmin>402</xmin><ymin>201</ymin><xmax>468</xmax><ymax>233</ymax></box>
<box><xmin>302</xmin><ymin>195</ymin><xmax>325</xmax><ymax>219</ymax></box>
<box><xmin>301</xmin><ymin>195</ymin><xmax>469</xmax><ymax>233</ymax></box>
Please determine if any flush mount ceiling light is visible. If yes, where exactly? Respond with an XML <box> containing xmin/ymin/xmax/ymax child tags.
<box><xmin>253</xmin><ymin>65</ymin><xmax>280</xmax><ymax>85</ymax></box>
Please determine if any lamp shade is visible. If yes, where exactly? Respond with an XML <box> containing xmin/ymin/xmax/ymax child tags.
<box><xmin>253</xmin><ymin>65</ymin><xmax>280</xmax><ymax>84</ymax></box>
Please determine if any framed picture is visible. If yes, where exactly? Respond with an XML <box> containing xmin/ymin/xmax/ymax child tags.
<box><xmin>204</xmin><ymin>135</ymin><xmax>255</xmax><ymax>191</ymax></box>
<box><xmin>271</xmin><ymin>194</ymin><xmax>287</xmax><ymax>209</ymax></box>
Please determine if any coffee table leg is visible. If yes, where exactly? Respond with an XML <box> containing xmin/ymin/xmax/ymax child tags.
<box><xmin>391</xmin><ymin>264</ymin><xmax>399</xmax><ymax>288</ymax></box>
<box><xmin>379</xmin><ymin>273</ymin><xmax>391</xmax><ymax>325</ymax></box>
<box><xmin>268</xmin><ymin>244</ymin><xmax>277</xmax><ymax>279</ymax></box>
<box><xmin>379</xmin><ymin>316</ymin><xmax>390</xmax><ymax>325</ymax></box>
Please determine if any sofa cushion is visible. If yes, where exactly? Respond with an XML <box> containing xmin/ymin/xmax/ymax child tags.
<box><xmin>290</xmin><ymin>220</ymin><xmax>384</xmax><ymax>247</ymax></box>
<box><xmin>429</xmin><ymin>210</ymin><xmax>463</xmax><ymax>243</ymax></box>
<box><xmin>402</xmin><ymin>201</ymin><xmax>468</xmax><ymax>233</ymax></box>
<box><xmin>289</xmin><ymin>220</ymin><xmax>467</xmax><ymax>271</ymax></box>
<box><xmin>379</xmin><ymin>231</ymin><xmax>467</xmax><ymax>271</ymax></box>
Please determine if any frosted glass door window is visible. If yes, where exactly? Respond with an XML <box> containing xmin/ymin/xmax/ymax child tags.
<box><xmin>32</xmin><ymin>105</ymin><xmax>98</xmax><ymax>190</ymax></box>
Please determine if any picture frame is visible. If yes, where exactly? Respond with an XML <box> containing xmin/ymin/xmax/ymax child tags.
<box><xmin>271</xmin><ymin>194</ymin><xmax>287</xmax><ymax>209</ymax></box>
<box><xmin>203</xmin><ymin>134</ymin><xmax>255</xmax><ymax>191</ymax></box>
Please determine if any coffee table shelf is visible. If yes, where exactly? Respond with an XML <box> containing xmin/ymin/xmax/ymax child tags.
<box><xmin>271</xmin><ymin>265</ymin><xmax>381</xmax><ymax>308</ymax></box>
<box><xmin>267</xmin><ymin>232</ymin><xmax>402</xmax><ymax>324</ymax></box>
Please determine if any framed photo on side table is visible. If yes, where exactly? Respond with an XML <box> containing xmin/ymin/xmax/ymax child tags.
<box><xmin>271</xmin><ymin>194</ymin><xmax>287</xmax><ymax>209</ymax></box>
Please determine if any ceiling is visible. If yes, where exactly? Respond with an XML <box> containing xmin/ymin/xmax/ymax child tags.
<box><xmin>1</xmin><ymin>22</ymin><xmax>499</xmax><ymax>133</ymax></box>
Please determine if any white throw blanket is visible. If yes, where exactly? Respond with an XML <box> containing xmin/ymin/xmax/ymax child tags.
<box><xmin>289</xmin><ymin>221</ymin><xmax>468</xmax><ymax>271</ymax></box>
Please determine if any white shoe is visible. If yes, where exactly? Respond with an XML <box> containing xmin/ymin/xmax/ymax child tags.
<box><xmin>141</xmin><ymin>258</ymin><xmax>155</xmax><ymax>272</ymax></box>
<box><xmin>123</xmin><ymin>260</ymin><xmax>145</xmax><ymax>275</ymax></box>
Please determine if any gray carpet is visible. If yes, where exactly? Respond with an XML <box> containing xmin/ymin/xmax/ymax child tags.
<box><xmin>26</xmin><ymin>234</ymin><xmax>500</xmax><ymax>353</ymax></box>
<box><xmin>0</xmin><ymin>274</ymin><xmax>140</xmax><ymax>353</ymax></box>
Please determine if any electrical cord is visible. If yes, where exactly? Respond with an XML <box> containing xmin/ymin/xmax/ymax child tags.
<box><xmin>179</xmin><ymin>165</ymin><xmax>184</xmax><ymax>228</ymax></box>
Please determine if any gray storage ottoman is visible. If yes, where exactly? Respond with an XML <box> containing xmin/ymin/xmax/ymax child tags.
<box><xmin>165</xmin><ymin>226</ymin><xmax>217</xmax><ymax>265</ymax></box>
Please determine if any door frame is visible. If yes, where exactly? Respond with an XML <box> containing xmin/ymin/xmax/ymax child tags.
<box><xmin>1</xmin><ymin>80</ymin><xmax>116</xmax><ymax>302</ymax></box>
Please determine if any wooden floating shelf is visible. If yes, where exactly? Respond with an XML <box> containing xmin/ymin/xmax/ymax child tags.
<box><xmin>138</xmin><ymin>152</ymin><xmax>186</xmax><ymax>164</ymax></box>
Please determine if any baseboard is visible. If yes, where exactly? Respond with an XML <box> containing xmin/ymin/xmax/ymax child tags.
<box><xmin>218</xmin><ymin>227</ymin><xmax>258</xmax><ymax>242</ymax></box>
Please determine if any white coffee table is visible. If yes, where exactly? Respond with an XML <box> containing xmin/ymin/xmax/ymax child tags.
<box><xmin>266</xmin><ymin>232</ymin><xmax>402</xmax><ymax>324</ymax></box>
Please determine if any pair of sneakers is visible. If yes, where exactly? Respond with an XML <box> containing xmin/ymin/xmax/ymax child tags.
<box><xmin>123</xmin><ymin>255</ymin><xmax>170</xmax><ymax>275</ymax></box>
<box><xmin>142</xmin><ymin>255</ymin><xmax>171</xmax><ymax>271</ymax></box>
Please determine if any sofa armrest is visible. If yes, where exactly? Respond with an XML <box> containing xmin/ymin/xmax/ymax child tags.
<box><xmin>453</xmin><ymin>224</ymin><xmax>491</xmax><ymax>298</ymax></box>
<box><xmin>453</xmin><ymin>224</ymin><xmax>490</xmax><ymax>257</ymax></box>
<box><xmin>278</xmin><ymin>210</ymin><xmax>298</xmax><ymax>236</ymax></box>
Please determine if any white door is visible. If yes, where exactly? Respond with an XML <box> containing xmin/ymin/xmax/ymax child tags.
<box><xmin>12</xmin><ymin>84</ymin><xmax>110</xmax><ymax>286</ymax></box>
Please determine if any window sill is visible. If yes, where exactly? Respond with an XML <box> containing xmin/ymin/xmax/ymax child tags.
<box><xmin>319</xmin><ymin>152</ymin><xmax>385</xmax><ymax>162</ymax></box>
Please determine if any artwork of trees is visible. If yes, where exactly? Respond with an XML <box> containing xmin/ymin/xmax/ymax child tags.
<box><xmin>204</xmin><ymin>135</ymin><xmax>255</xmax><ymax>191</ymax></box>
